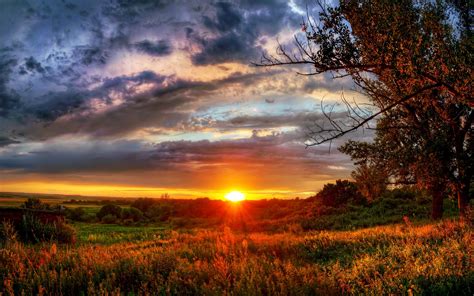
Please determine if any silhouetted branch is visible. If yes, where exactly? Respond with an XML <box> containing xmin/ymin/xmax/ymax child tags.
<box><xmin>305</xmin><ymin>83</ymin><xmax>442</xmax><ymax>146</ymax></box>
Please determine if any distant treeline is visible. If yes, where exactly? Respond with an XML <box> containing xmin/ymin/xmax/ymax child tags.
<box><xmin>64</xmin><ymin>182</ymin><xmax>465</xmax><ymax>232</ymax></box>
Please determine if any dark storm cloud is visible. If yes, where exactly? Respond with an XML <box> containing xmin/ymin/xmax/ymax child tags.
<box><xmin>0</xmin><ymin>139</ymin><xmax>155</xmax><ymax>173</ymax></box>
<box><xmin>102</xmin><ymin>0</ymin><xmax>169</xmax><ymax>22</ymax></box>
<box><xmin>21</xmin><ymin>56</ymin><xmax>45</xmax><ymax>74</ymax></box>
<box><xmin>190</xmin><ymin>0</ymin><xmax>299</xmax><ymax>65</ymax></box>
<box><xmin>29</xmin><ymin>70</ymin><xmax>168</xmax><ymax>121</ymax></box>
<box><xmin>0</xmin><ymin>0</ymin><xmax>359</xmax><ymax>191</ymax></box>
<box><xmin>134</xmin><ymin>39</ymin><xmax>172</xmax><ymax>56</ymax></box>
<box><xmin>73</xmin><ymin>46</ymin><xmax>108</xmax><ymax>66</ymax></box>
<box><xmin>0</xmin><ymin>54</ymin><xmax>21</xmax><ymax>117</ymax></box>
<box><xmin>202</xmin><ymin>2</ymin><xmax>242</xmax><ymax>32</ymax></box>
<box><xmin>23</xmin><ymin>70</ymin><xmax>275</xmax><ymax>139</ymax></box>
<box><xmin>0</xmin><ymin>137</ymin><xmax>20</xmax><ymax>147</ymax></box>
<box><xmin>191</xmin><ymin>31</ymin><xmax>258</xmax><ymax>65</ymax></box>
<box><xmin>0</xmin><ymin>0</ymin><xmax>304</xmax><ymax>134</ymax></box>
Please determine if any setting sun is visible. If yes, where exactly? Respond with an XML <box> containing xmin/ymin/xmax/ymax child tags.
<box><xmin>225</xmin><ymin>191</ymin><xmax>246</xmax><ymax>202</ymax></box>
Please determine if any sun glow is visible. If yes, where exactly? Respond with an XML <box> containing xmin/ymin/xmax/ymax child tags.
<box><xmin>225</xmin><ymin>191</ymin><xmax>245</xmax><ymax>202</ymax></box>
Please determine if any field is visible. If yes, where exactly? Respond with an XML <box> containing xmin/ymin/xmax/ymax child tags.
<box><xmin>0</xmin><ymin>193</ymin><xmax>473</xmax><ymax>295</ymax></box>
<box><xmin>1</xmin><ymin>221</ymin><xmax>472</xmax><ymax>295</ymax></box>
<box><xmin>75</xmin><ymin>223</ymin><xmax>168</xmax><ymax>245</ymax></box>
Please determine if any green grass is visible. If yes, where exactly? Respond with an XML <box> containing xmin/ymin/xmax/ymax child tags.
<box><xmin>303</xmin><ymin>197</ymin><xmax>463</xmax><ymax>231</ymax></box>
<box><xmin>64</xmin><ymin>204</ymin><xmax>102</xmax><ymax>214</ymax></box>
<box><xmin>73</xmin><ymin>222</ymin><xmax>168</xmax><ymax>244</ymax></box>
<box><xmin>1</xmin><ymin>221</ymin><xmax>472</xmax><ymax>295</ymax></box>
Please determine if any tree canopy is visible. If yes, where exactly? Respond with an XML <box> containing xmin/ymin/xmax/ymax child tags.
<box><xmin>257</xmin><ymin>0</ymin><xmax>473</xmax><ymax>219</ymax></box>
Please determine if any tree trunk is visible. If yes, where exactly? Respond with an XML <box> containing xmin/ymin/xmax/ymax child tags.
<box><xmin>431</xmin><ymin>188</ymin><xmax>444</xmax><ymax>220</ymax></box>
<box><xmin>457</xmin><ymin>186</ymin><xmax>470</xmax><ymax>222</ymax></box>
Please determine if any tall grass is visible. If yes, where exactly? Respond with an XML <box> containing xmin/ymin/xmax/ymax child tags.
<box><xmin>1</xmin><ymin>220</ymin><xmax>472</xmax><ymax>295</ymax></box>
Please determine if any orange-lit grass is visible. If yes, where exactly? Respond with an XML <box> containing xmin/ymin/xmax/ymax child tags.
<box><xmin>1</xmin><ymin>221</ymin><xmax>472</xmax><ymax>295</ymax></box>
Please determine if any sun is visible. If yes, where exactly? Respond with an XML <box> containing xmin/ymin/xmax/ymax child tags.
<box><xmin>225</xmin><ymin>191</ymin><xmax>245</xmax><ymax>202</ymax></box>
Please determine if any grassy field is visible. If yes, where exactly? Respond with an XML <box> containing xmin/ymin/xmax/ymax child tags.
<box><xmin>74</xmin><ymin>223</ymin><xmax>168</xmax><ymax>245</ymax></box>
<box><xmin>1</xmin><ymin>220</ymin><xmax>472</xmax><ymax>295</ymax></box>
<box><xmin>1</xmin><ymin>193</ymin><xmax>472</xmax><ymax>295</ymax></box>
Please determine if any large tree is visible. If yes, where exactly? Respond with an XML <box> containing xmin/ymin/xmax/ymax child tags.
<box><xmin>257</xmin><ymin>0</ymin><xmax>473</xmax><ymax>219</ymax></box>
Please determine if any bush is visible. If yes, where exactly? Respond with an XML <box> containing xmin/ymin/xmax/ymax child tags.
<box><xmin>313</xmin><ymin>180</ymin><xmax>366</xmax><ymax>208</ymax></box>
<box><xmin>131</xmin><ymin>198</ymin><xmax>157</xmax><ymax>213</ymax></box>
<box><xmin>55</xmin><ymin>223</ymin><xmax>77</xmax><ymax>244</ymax></box>
<box><xmin>66</xmin><ymin>207</ymin><xmax>87</xmax><ymax>221</ymax></box>
<box><xmin>101</xmin><ymin>214</ymin><xmax>119</xmax><ymax>224</ymax></box>
<box><xmin>146</xmin><ymin>204</ymin><xmax>173</xmax><ymax>221</ymax></box>
<box><xmin>381</xmin><ymin>188</ymin><xmax>417</xmax><ymax>200</ymax></box>
<box><xmin>23</xmin><ymin>198</ymin><xmax>49</xmax><ymax>210</ymax></box>
<box><xmin>15</xmin><ymin>214</ymin><xmax>76</xmax><ymax>244</ymax></box>
<box><xmin>97</xmin><ymin>205</ymin><xmax>122</xmax><ymax>220</ymax></box>
<box><xmin>0</xmin><ymin>221</ymin><xmax>17</xmax><ymax>244</ymax></box>
<box><xmin>79</xmin><ymin>213</ymin><xmax>96</xmax><ymax>222</ymax></box>
<box><xmin>121</xmin><ymin>207</ymin><xmax>144</xmax><ymax>222</ymax></box>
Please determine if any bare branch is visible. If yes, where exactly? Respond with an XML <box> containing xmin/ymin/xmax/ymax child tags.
<box><xmin>305</xmin><ymin>83</ymin><xmax>442</xmax><ymax>146</ymax></box>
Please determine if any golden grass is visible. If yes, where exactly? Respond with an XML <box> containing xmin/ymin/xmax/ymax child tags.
<box><xmin>1</xmin><ymin>221</ymin><xmax>472</xmax><ymax>295</ymax></box>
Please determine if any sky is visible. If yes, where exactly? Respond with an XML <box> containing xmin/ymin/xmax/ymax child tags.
<box><xmin>0</xmin><ymin>0</ymin><xmax>372</xmax><ymax>199</ymax></box>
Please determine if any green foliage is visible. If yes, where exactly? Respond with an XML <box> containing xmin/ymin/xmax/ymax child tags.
<box><xmin>23</xmin><ymin>197</ymin><xmax>49</xmax><ymax>210</ymax></box>
<box><xmin>313</xmin><ymin>179</ymin><xmax>366</xmax><ymax>207</ymax></box>
<box><xmin>131</xmin><ymin>198</ymin><xmax>157</xmax><ymax>213</ymax></box>
<box><xmin>146</xmin><ymin>203</ymin><xmax>173</xmax><ymax>221</ymax></box>
<box><xmin>380</xmin><ymin>187</ymin><xmax>427</xmax><ymax>201</ymax></box>
<box><xmin>0</xmin><ymin>221</ymin><xmax>17</xmax><ymax>245</ymax></box>
<box><xmin>96</xmin><ymin>204</ymin><xmax>122</xmax><ymax>220</ymax></box>
<box><xmin>101</xmin><ymin>214</ymin><xmax>119</xmax><ymax>224</ymax></box>
<box><xmin>66</xmin><ymin>207</ymin><xmax>87</xmax><ymax>221</ymax></box>
<box><xmin>121</xmin><ymin>207</ymin><xmax>144</xmax><ymax>222</ymax></box>
<box><xmin>303</xmin><ymin>193</ymin><xmax>461</xmax><ymax>231</ymax></box>
<box><xmin>15</xmin><ymin>214</ymin><xmax>76</xmax><ymax>244</ymax></box>
<box><xmin>351</xmin><ymin>163</ymin><xmax>387</xmax><ymax>201</ymax></box>
<box><xmin>74</xmin><ymin>223</ymin><xmax>166</xmax><ymax>244</ymax></box>
<box><xmin>55</xmin><ymin>223</ymin><xmax>77</xmax><ymax>244</ymax></box>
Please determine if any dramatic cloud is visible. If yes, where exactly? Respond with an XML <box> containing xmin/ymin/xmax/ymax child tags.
<box><xmin>0</xmin><ymin>0</ymin><xmax>368</xmax><ymax>198</ymax></box>
<box><xmin>190</xmin><ymin>0</ymin><xmax>299</xmax><ymax>65</ymax></box>
<box><xmin>0</xmin><ymin>132</ymin><xmax>353</xmax><ymax>194</ymax></box>
<box><xmin>134</xmin><ymin>40</ymin><xmax>173</xmax><ymax>56</ymax></box>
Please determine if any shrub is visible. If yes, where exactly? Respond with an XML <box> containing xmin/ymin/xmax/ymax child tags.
<box><xmin>66</xmin><ymin>207</ymin><xmax>87</xmax><ymax>221</ymax></box>
<box><xmin>313</xmin><ymin>180</ymin><xmax>366</xmax><ymax>207</ymax></box>
<box><xmin>17</xmin><ymin>214</ymin><xmax>55</xmax><ymax>243</ymax></box>
<box><xmin>101</xmin><ymin>214</ymin><xmax>119</xmax><ymax>224</ymax></box>
<box><xmin>97</xmin><ymin>205</ymin><xmax>122</xmax><ymax>220</ymax></box>
<box><xmin>23</xmin><ymin>198</ymin><xmax>49</xmax><ymax>210</ymax></box>
<box><xmin>131</xmin><ymin>198</ymin><xmax>157</xmax><ymax>213</ymax></box>
<box><xmin>0</xmin><ymin>221</ymin><xmax>17</xmax><ymax>244</ymax></box>
<box><xmin>146</xmin><ymin>204</ymin><xmax>173</xmax><ymax>221</ymax></box>
<box><xmin>55</xmin><ymin>223</ymin><xmax>77</xmax><ymax>244</ymax></box>
<box><xmin>381</xmin><ymin>188</ymin><xmax>418</xmax><ymax>200</ymax></box>
<box><xmin>79</xmin><ymin>213</ymin><xmax>96</xmax><ymax>222</ymax></box>
<box><xmin>15</xmin><ymin>214</ymin><xmax>76</xmax><ymax>244</ymax></box>
<box><xmin>121</xmin><ymin>207</ymin><xmax>144</xmax><ymax>222</ymax></box>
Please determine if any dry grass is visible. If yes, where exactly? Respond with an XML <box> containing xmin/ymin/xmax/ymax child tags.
<box><xmin>1</xmin><ymin>220</ymin><xmax>472</xmax><ymax>295</ymax></box>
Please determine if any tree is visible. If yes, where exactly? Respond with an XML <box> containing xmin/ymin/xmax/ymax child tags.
<box><xmin>121</xmin><ymin>207</ymin><xmax>144</xmax><ymax>222</ymax></box>
<box><xmin>131</xmin><ymin>198</ymin><xmax>158</xmax><ymax>213</ymax></box>
<box><xmin>23</xmin><ymin>198</ymin><xmax>49</xmax><ymax>210</ymax></box>
<box><xmin>96</xmin><ymin>204</ymin><xmax>122</xmax><ymax>220</ymax></box>
<box><xmin>314</xmin><ymin>179</ymin><xmax>365</xmax><ymax>208</ymax></box>
<box><xmin>340</xmin><ymin>109</ymin><xmax>454</xmax><ymax>219</ymax></box>
<box><xmin>351</xmin><ymin>163</ymin><xmax>387</xmax><ymax>202</ymax></box>
<box><xmin>257</xmin><ymin>0</ymin><xmax>473</xmax><ymax>219</ymax></box>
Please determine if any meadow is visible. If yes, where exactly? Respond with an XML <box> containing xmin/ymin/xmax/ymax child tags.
<box><xmin>0</xmin><ymin>192</ymin><xmax>473</xmax><ymax>295</ymax></box>
<box><xmin>1</xmin><ymin>221</ymin><xmax>472</xmax><ymax>295</ymax></box>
